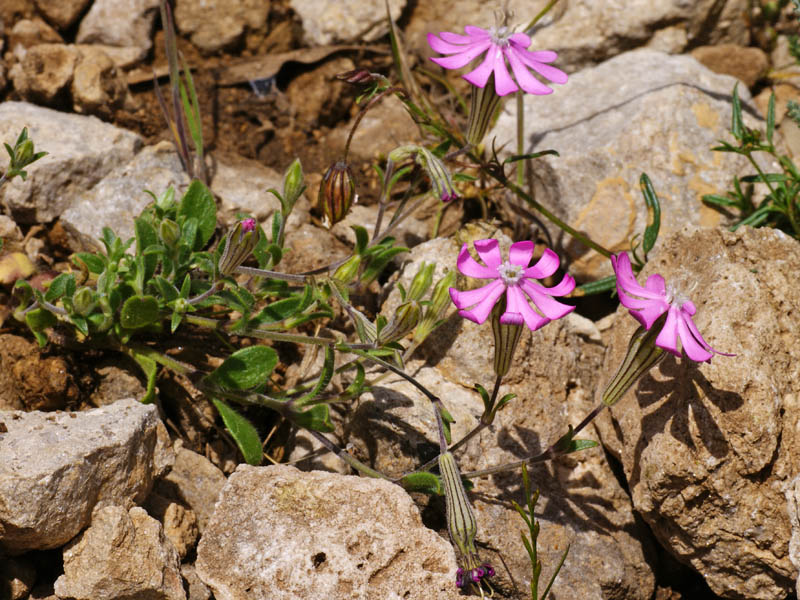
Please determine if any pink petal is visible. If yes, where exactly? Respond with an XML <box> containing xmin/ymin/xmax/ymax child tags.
<box><xmin>449</xmin><ymin>279</ymin><xmax>504</xmax><ymax>310</ymax></box>
<box><xmin>611</xmin><ymin>253</ymin><xmax>664</xmax><ymax>301</ymax></box>
<box><xmin>520</xmin><ymin>280</ymin><xmax>575</xmax><ymax>320</ymax></box>
<box><xmin>440</xmin><ymin>31</ymin><xmax>474</xmax><ymax>44</ymax></box>
<box><xmin>644</xmin><ymin>273</ymin><xmax>667</xmax><ymax>297</ymax></box>
<box><xmin>456</xmin><ymin>242</ymin><xmax>499</xmax><ymax>279</ymax></box>
<box><xmin>681</xmin><ymin>307</ymin><xmax>736</xmax><ymax>358</ymax></box>
<box><xmin>474</xmin><ymin>238</ymin><xmax>503</xmax><ymax>269</ymax></box>
<box><xmin>654</xmin><ymin>306</ymin><xmax>682</xmax><ymax>357</ymax></box>
<box><xmin>491</xmin><ymin>49</ymin><xmax>518</xmax><ymax>96</ymax></box>
<box><xmin>518</xmin><ymin>49</ymin><xmax>558</xmax><ymax>62</ymax></box>
<box><xmin>523</xmin><ymin>247</ymin><xmax>559</xmax><ymax>279</ymax></box>
<box><xmin>503</xmin><ymin>285</ymin><xmax>548</xmax><ymax>331</ymax></box>
<box><xmin>428</xmin><ymin>33</ymin><xmax>482</xmax><ymax>55</ymax></box>
<box><xmin>506</xmin><ymin>47</ymin><xmax>553</xmax><ymax>95</ymax></box>
<box><xmin>508</xmin><ymin>241</ymin><xmax>534</xmax><ymax>267</ymax></box>
<box><xmin>464</xmin><ymin>25</ymin><xmax>490</xmax><ymax>37</ymax></box>
<box><xmin>463</xmin><ymin>44</ymin><xmax>503</xmax><ymax>90</ymax></box>
<box><xmin>509</xmin><ymin>32</ymin><xmax>531</xmax><ymax>47</ymax></box>
<box><xmin>514</xmin><ymin>48</ymin><xmax>569</xmax><ymax>84</ymax></box>
<box><xmin>535</xmin><ymin>272</ymin><xmax>575</xmax><ymax>296</ymax></box>
<box><xmin>458</xmin><ymin>280</ymin><xmax>507</xmax><ymax>324</ymax></box>
<box><xmin>676</xmin><ymin>312</ymin><xmax>713</xmax><ymax>362</ymax></box>
<box><xmin>431</xmin><ymin>41</ymin><xmax>492</xmax><ymax>70</ymax></box>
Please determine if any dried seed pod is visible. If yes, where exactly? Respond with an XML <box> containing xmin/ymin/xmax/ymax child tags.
<box><xmin>319</xmin><ymin>161</ymin><xmax>357</xmax><ymax>228</ymax></box>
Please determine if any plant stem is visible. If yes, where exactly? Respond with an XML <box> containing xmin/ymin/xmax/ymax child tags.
<box><xmin>235</xmin><ymin>265</ymin><xmax>308</xmax><ymax>283</ymax></box>
<box><xmin>304</xmin><ymin>429</ymin><xmax>391</xmax><ymax>480</ymax></box>
<box><xmin>183</xmin><ymin>314</ymin><xmax>337</xmax><ymax>346</ymax></box>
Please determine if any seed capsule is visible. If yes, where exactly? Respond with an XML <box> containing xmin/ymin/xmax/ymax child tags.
<box><xmin>319</xmin><ymin>161</ymin><xmax>356</xmax><ymax>228</ymax></box>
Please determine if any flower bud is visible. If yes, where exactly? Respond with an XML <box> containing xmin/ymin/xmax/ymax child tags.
<box><xmin>466</xmin><ymin>74</ymin><xmax>502</xmax><ymax>147</ymax></box>
<box><xmin>15</xmin><ymin>139</ymin><xmax>35</xmax><ymax>166</ymax></box>
<box><xmin>72</xmin><ymin>287</ymin><xmax>96</xmax><ymax>316</ymax></box>
<box><xmin>332</xmin><ymin>254</ymin><xmax>361</xmax><ymax>284</ymax></box>
<box><xmin>319</xmin><ymin>161</ymin><xmax>356</xmax><ymax>228</ymax></box>
<box><xmin>491</xmin><ymin>298</ymin><xmax>523</xmax><ymax>377</ymax></box>
<box><xmin>377</xmin><ymin>300</ymin><xmax>421</xmax><ymax>345</ymax></box>
<box><xmin>217</xmin><ymin>218</ymin><xmax>258</xmax><ymax>277</ymax></box>
<box><xmin>416</xmin><ymin>147</ymin><xmax>458</xmax><ymax>203</ymax></box>
<box><xmin>406</xmin><ymin>262</ymin><xmax>434</xmax><ymax>302</ymax></box>
<box><xmin>411</xmin><ymin>270</ymin><xmax>456</xmax><ymax>348</ymax></box>
<box><xmin>281</xmin><ymin>159</ymin><xmax>304</xmax><ymax>216</ymax></box>
<box><xmin>159</xmin><ymin>219</ymin><xmax>181</xmax><ymax>248</ymax></box>
<box><xmin>602</xmin><ymin>316</ymin><xmax>666</xmax><ymax>407</ymax></box>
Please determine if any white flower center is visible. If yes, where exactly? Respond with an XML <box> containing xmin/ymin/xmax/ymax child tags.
<box><xmin>498</xmin><ymin>261</ymin><xmax>523</xmax><ymax>286</ymax></box>
<box><xmin>665</xmin><ymin>283</ymin><xmax>690</xmax><ymax>308</ymax></box>
<box><xmin>489</xmin><ymin>26</ymin><xmax>512</xmax><ymax>46</ymax></box>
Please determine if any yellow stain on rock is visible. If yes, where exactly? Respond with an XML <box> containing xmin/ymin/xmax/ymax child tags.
<box><xmin>691</xmin><ymin>102</ymin><xmax>720</xmax><ymax>131</ymax></box>
<box><xmin>689</xmin><ymin>174</ymin><xmax>723</xmax><ymax>227</ymax></box>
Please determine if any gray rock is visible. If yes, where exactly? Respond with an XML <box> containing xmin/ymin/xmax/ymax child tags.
<box><xmin>144</xmin><ymin>493</ymin><xmax>199</xmax><ymax>560</ymax></box>
<box><xmin>9</xmin><ymin>43</ymin><xmax>79</xmax><ymax>105</ymax></box>
<box><xmin>290</xmin><ymin>0</ymin><xmax>405</xmax><ymax>45</ymax></box>
<box><xmin>71</xmin><ymin>45</ymin><xmax>129</xmax><ymax>118</ymax></box>
<box><xmin>211</xmin><ymin>155</ymin><xmax>282</xmax><ymax>222</ymax></box>
<box><xmin>174</xmin><ymin>0</ymin><xmax>269</xmax><ymax>53</ymax></box>
<box><xmin>76</xmin><ymin>0</ymin><xmax>160</xmax><ymax>63</ymax></box>
<box><xmin>6</xmin><ymin>18</ymin><xmax>63</xmax><ymax>52</ymax></box>
<box><xmin>54</xmin><ymin>505</ymin><xmax>186</xmax><ymax>600</ymax></box>
<box><xmin>195</xmin><ymin>464</ymin><xmax>462</xmax><ymax>600</ymax></box>
<box><xmin>0</xmin><ymin>102</ymin><xmax>142</xmax><ymax>225</ymax></box>
<box><xmin>180</xmin><ymin>564</ymin><xmax>212</xmax><ymax>600</ymax></box>
<box><xmin>0</xmin><ymin>398</ymin><xmax>173</xmax><ymax>553</ymax></box>
<box><xmin>594</xmin><ymin>226</ymin><xmax>800</xmax><ymax>599</ymax></box>
<box><xmin>407</xmin><ymin>0</ymin><xmax>748</xmax><ymax>73</ymax></box>
<box><xmin>34</xmin><ymin>0</ymin><xmax>91</xmax><ymax>30</ymax></box>
<box><xmin>490</xmin><ymin>49</ymin><xmax>774</xmax><ymax>280</ymax></box>
<box><xmin>60</xmin><ymin>141</ymin><xmax>188</xmax><ymax>246</ymax></box>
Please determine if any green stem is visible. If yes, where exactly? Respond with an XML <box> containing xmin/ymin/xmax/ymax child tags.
<box><xmin>304</xmin><ymin>429</ymin><xmax>390</xmax><ymax>480</ymax></box>
<box><xmin>235</xmin><ymin>265</ymin><xmax>308</xmax><ymax>283</ymax></box>
<box><xmin>516</xmin><ymin>90</ymin><xmax>525</xmax><ymax>190</ymax></box>
<box><xmin>524</xmin><ymin>0</ymin><xmax>562</xmax><ymax>31</ymax></box>
<box><xmin>183</xmin><ymin>314</ymin><xmax>337</xmax><ymax>346</ymax></box>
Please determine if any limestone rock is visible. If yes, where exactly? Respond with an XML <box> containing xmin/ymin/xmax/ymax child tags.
<box><xmin>144</xmin><ymin>493</ymin><xmax>199</xmax><ymax>560</ymax></box>
<box><xmin>594</xmin><ymin>226</ymin><xmax>800</xmax><ymax>599</ymax></box>
<box><xmin>6</xmin><ymin>18</ymin><xmax>62</xmax><ymax>52</ymax></box>
<box><xmin>174</xmin><ymin>0</ymin><xmax>269</xmax><ymax>53</ymax></box>
<box><xmin>0</xmin><ymin>102</ymin><xmax>142</xmax><ymax>225</ymax></box>
<box><xmin>89</xmin><ymin>363</ymin><xmax>147</xmax><ymax>407</ymax></box>
<box><xmin>691</xmin><ymin>44</ymin><xmax>769</xmax><ymax>88</ymax></box>
<box><xmin>54</xmin><ymin>505</ymin><xmax>186</xmax><ymax>600</ymax></box>
<box><xmin>0</xmin><ymin>399</ymin><xmax>172</xmax><ymax>553</ymax></box>
<box><xmin>180</xmin><ymin>565</ymin><xmax>211</xmax><ymax>600</ymax></box>
<box><xmin>285</xmin><ymin>56</ymin><xmax>354</xmax><ymax>127</ymax></box>
<box><xmin>407</xmin><ymin>0</ymin><xmax>748</xmax><ymax>73</ymax></box>
<box><xmin>60</xmin><ymin>141</ymin><xmax>188</xmax><ymax>247</ymax></box>
<box><xmin>71</xmin><ymin>45</ymin><xmax>129</xmax><ymax>118</ymax></box>
<box><xmin>10</xmin><ymin>43</ymin><xmax>78</xmax><ymax>105</ymax></box>
<box><xmin>76</xmin><ymin>0</ymin><xmax>160</xmax><ymax>63</ymax></box>
<box><xmin>290</xmin><ymin>0</ymin><xmax>405</xmax><ymax>45</ymax></box>
<box><xmin>155</xmin><ymin>443</ymin><xmax>227</xmax><ymax>533</ymax></box>
<box><xmin>210</xmin><ymin>155</ymin><xmax>283</xmax><ymax>222</ymax></box>
<box><xmin>490</xmin><ymin>49</ymin><xmax>775</xmax><ymax>280</ymax></box>
<box><xmin>34</xmin><ymin>0</ymin><xmax>91</xmax><ymax>30</ymax></box>
<box><xmin>195</xmin><ymin>464</ymin><xmax>462</xmax><ymax>600</ymax></box>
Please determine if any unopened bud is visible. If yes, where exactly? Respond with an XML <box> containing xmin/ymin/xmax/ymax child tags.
<box><xmin>406</xmin><ymin>262</ymin><xmax>434</xmax><ymax>302</ymax></box>
<box><xmin>602</xmin><ymin>316</ymin><xmax>666</xmax><ymax>407</ymax></box>
<box><xmin>416</xmin><ymin>147</ymin><xmax>458</xmax><ymax>203</ymax></box>
<box><xmin>15</xmin><ymin>139</ymin><xmax>35</xmax><ymax>166</ymax></box>
<box><xmin>336</xmin><ymin>69</ymin><xmax>385</xmax><ymax>85</ymax></box>
<box><xmin>217</xmin><ymin>218</ymin><xmax>258</xmax><ymax>277</ymax></box>
<box><xmin>72</xmin><ymin>287</ymin><xmax>96</xmax><ymax>316</ymax></box>
<box><xmin>378</xmin><ymin>300</ymin><xmax>421</xmax><ymax>345</ymax></box>
<box><xmin>282</xmin><ymin>159</ymin><xmax>304</xmax><ymax>216</ymax></box>
<box><xmin>159</xmin><ymin>219</ymin><xmax>181</xmax><ymax>248</ymax></box>
<box><xmin>319</xmin><ymin>161</ymin><xmax>356</xmax><ymax>228</ymax></box>
<box><xmin>333</xmin><ymin>254</ymin><xmax>361</xmax><ymax>284</ymax></box>
<box><xmin>491</xmin><ymin>299</ymin><xmax>523</xmax><ymax>377</ymax></box>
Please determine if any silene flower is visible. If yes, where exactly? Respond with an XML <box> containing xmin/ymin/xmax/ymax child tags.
<box><xmin>427</xmin><ymin>25</ymin><xmax>568</xmax><ymax>97</ymax></box>
<box><xmin>611</xmin><ymin>252</ymin><xmax>732</xmax><ymax>363</ymax></box>
<box><xmin>450</xmin><ymin>239</ymin><xmax>575</xmax><ymax>332</ymax></box>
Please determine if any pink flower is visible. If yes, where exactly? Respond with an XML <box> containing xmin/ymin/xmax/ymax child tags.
<box><xmin>449</xmin><ymin>239</ymin><xmax>575</xmax><ymax>331</ymax></box>
<box><xmin>427</xmin><ymin>25</ymin><xmax>568</xmax><ymax>97</ymax></box>
<box><xmin>611</xmin><ymin>252</ymin><xmax>732</xmax><ymax>363</ymax></box>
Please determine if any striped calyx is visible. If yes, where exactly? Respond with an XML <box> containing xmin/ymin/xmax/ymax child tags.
<box><xmin>491</xmin><ymin>298</ymin><xmax>523</xmax><ymax>377</ymax></box>
<box><xmin>319</xmin><ymin>161</ymin><xmax>356</xmax><ymax>228</ymax></box>
<box><xmin>377</xmin><ymin>300</ymin><xmax>421</xmax><ymax>345</ymax></box>
<box><xmin>602</xmin><ymin>316</ymin><xmax>666</xmax><ymax>407</ymax></box>
<box><xmin>217</xmin><ymin>219</ymin><xmax>258</xmax><ymax>277</ymax></box>
<box><xmin>466</xmin><ymin>73</ymin><xmax>503</xmax><ymax>147</ymax></box>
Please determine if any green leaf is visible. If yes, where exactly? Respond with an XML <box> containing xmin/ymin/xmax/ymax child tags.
<box><xmin>766</xmin><ymin>93</ymin><xmax>775</xmax><ymax>146</ymax></box>
<box><xmin>702</xmin><ymin>193</ymin><xmax>738</xmax><ymax>207</ymax></box>
<box><xmin>72</xmin><ymin>252</ymin><xmax>106</xmax><ymax>274</ymax></box>
<box><xmin>290</xmin><ymin>403</ymin><xmax>334</xmax><ymax>432</ymax></box>
<box><xmin>568</xmin><ymin>439</ymin><xmax>599</xmax><ymax>452</ymax></box>
<box><xmin>178</xmin><ymin>180</ymin><xmax>216</xmax><ymax>249</ymax></box>
<box><xmin>731</xmin><ymin>84</ymin><xmax>744</xmax><ymax>141</ymax></box>
<box><xmin>639</xmin><ymin>173</ymin><xmax>661</xmax><ymax>255</ymax></box>
<box><xmin>399</xmin><ymin>471</ymin><xmax>443</xmax><ymax>495</ymax></box>
<box><xmin>503</xmin><ymin>149</ymin><xmax>559</xmax><ymax>164</ymax></box>
<box><xmin>129</xmin><ymin>350</ymin><xmax>158</xmax><ymax>404</ymax></box>
<box><xmin>25</xmin><ymin>307</ymin><xmax>56</xmax><ymax>333</ymax></box>
<box><xmin>70</xmin><ymin>315</ymin><xmax>89</xmax><ymax>336</ymax></box>
<box><xmin>135</xmin><ymin>217</ymin><xmax>159</xmax><ymax>282</ymax></box>
<box><xmin>352</xmin><ymin>225</ymin><xmax>369</xmax><ymax>255</ymax></box>
<box><xmin>120</xmin><ymin>295</ymin><xmax>160</xmax><ymax>329</ymax></box>
<box><xmin>45</xmin><ymin>273</ymin><xmax>75</xmax><ymax>303</ymax></box>
<box><xmin>293</xmin><ymin>345</ymin><xmax>334</xmax><ymax>407</ymax></box>
<box><xmin>208</xmin><ymin>345</ymin><xmax>278</xmax><ymax>390</ymax></box>
<box><xmin>572</xmin><ymin>275</ymin><xmax>616</xmax><ymax>297</ymax></box>
<box><xmin>211</xmin><ymin>398</ymin><xmax>262</xmax><ymax>465</ymax></box>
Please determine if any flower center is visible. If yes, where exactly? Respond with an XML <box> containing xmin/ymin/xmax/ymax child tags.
<box><xmin>498</xmin><ymin>261</ymin><xmax>524</xmax><ymax>286</ymax></box>
<box><xmin>489</xmin><ymin>26</ymin><xmax>512</xmax><ymax>46</ymax></box>
<box><xmin>665</xmin><ymin>283</ymin><xmax>690</xmax><ymax>308</ymax></box>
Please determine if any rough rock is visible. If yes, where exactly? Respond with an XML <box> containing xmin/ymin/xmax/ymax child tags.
<box><xmin>0</xmin><ymin>102</ymin><xmax>142</xmax><ymax>224</ymax></box>
<box><xmin>594</xmin><ymin>226</ymin><xmax>800</xmax><ymax>599</ymax></box>
<box><xmin>0</xmin><ymin>557</ymin><xmax>35</xmax><ymax>600</ymax></box>
<box><xmin>71</xmin><ymin>45</ymin><xmax>129</xmax><ymax>118</ymax></box>
<box><xmin>89</xmin><ymin>362</ymin><xmax>147</xmax><ymax>407</ymax></box>
<box><xmin>76</xmin><ymin>0</ymin><xmax>160</xmax><ymax>63</ymax></box>
<box><xmin>280</xmin><ymin>222</ymin><xmax>351</xmax><ymax>274</ymax></box>
<box><xmin>9</xmin><ymin>43</ymin><xmax>79</xmax><ymax>105</ymax></box>
<box><xmin>155</xmin><ymin>443</ymin><xmax>227</xmax><ymax>533</ymax></box>
<box><xmin>339</xmin><ymin>233</ymin><xmax>656</xmax><ymax>598</ymax></box>
<box><xmin>54</xmin><ymin>505</ymin><xmax>186</xmax><ymax>600</ymax></box>
<box><xmin>195</xmin><ymin>464</ymin><xmax>462</xmax><ymax>600</ymax></box>
<box><xmin>210</xmin><ymin>155</ymin><xmax>283</xmax><ymax>222</ymax></box>
<box><xmin>0</xmin><ymin>333</ymin><xmax>79</xmax><ymax>411</ymax></box>
<box><xmin>490</xmin><ymin>49</ymin><xmax>774</xmax><ymax>280</ymax></box>
<box><xmin>290</xmin><ymin>0</ymin><xmax>405</xmax><ymax>45</ymax></box>
<box><xmin>407</xmin><ymin>0</ymin><xmax>748</xmax><ymax>73</ymax></box>
<box><xmin>34</xmin><ymin>0</ymin><xmax>91</xmax><ymax>30</ymax></box>
<box><xmin>144</xmin><ymin>492</ymin><xmax>199</xmax><ymax>559</ymax></box>
<box><xmin>285</xmin><ymin>56</ymin><xmax>354</xmax><ymax>127</ymax></box>
<box><xmin>60</xmin><ymin>141</ymin><xmax>188</xmax><ymax>247</ymax></box>
<box><xmin>0</xmin><ymin>398</ymin><xmax>173</xmax><ymax>553</ymax></box>
<box><xmin>6</xmin><ymin>18</ymin><xmax>62</xmax><ymax>52</ymax></box>
<box><xmin>691</xmin><ymin>44</ymin><xmax>769</xmax><ymax>88</ymax></box>
<box><xmin>174</xmin><ymin>0</ymin><xmax>269</xmax><ymax>53</ymax></box>
<box><xmin>180</xmin><ymin>565</ymin><xmax>212</xmax><ymax>600</ymax></box>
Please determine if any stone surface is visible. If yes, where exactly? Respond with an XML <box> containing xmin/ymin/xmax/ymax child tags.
<box><xmin>6</xmin><ymin>18</ymin><xmax>62</xmax><ymax>52</ymax></box>
<box><xmin>691</xmin><ymin>44</ymin><xmax>769</xmax><ymax>88</ymax></box>
<box><xmin>0</xmin><ymin>333</ymin><xmax>79</xmax><ymax>411</ymax></box>
<box><xmin>144</xmin><ymin>493</ymin><xmax>199</xmax><ymax>560</ymax></box>
<box><xmin>594</xmin><ymin>226</ymin><xmax>800</xmax><ymax>599</ymax></box>
<box><xmin>285</xmin><ymin>56</ymin><xmax>354</xmax><ymax>127</ymax></box>
<box><xmin>290</xmin><ymin>0</ymin><xmax>405</xmax><ymax>45</ymax></box>
<box><xmin>34</xmin><ymin>0</ymin><xmax>91</xmax><ymax>30</ymax></box>
<box><xmin>339</xmin><ymin>233</ymin><xmax>656</xmax><ymax>599</ymax></box>
<box><xmin>0</xmin><ymin>102</ymin><xmax>142</xmax><ymax>225</ymax></box>
<box><xmin>211</xmin><ymin>154</ymin><xmax>283</xmax><ymax>222</ymax></box>
<box><xmin>0</xmin><ymin>398</ymin><xmax>173</xmax><ymax>553</ymax></box>
<box><xmin>60</xmin><ymin>141</ymin><xmax>188</xmax><ymax>246</ymax></box>
<box><xmin>490</xmin><ymin>49</ymin><xmax>774</xmax><ymax>280</ymax></box>
<box><xmin>0</xmin><ymin>557</ymin><xmax>35</xmax><ymax>600</ymax></box>
<box><xmin>196</xmin><ymin>464</ymin><xmax>462</xmax><ymax>600</ymax></box>
<box><xmin>71</xmin><ymin>45</ymin><xmax>129</xmax><ymax>118</ymax></box>
<box><xmin>89</xmin><ymin>362</ymin><xmax>147</xmax><ymax>407</ymax></box>
<box><xmin>54</xmin><ymin>505</ymin><xmax>186</xmax><ymax>600</ymax></box>
<box><xmin>9</xmin><ymin>43</ymin><xmax>79</xmax><ymax>105</ymax></box>
<box><xmin>156</xmin><ymin>443</ymin><xmax>227</xmax><ymax>533</ymax></box>
<box><xmin>76</xmin><ymin>0</ymin><xmax>160</xmax><ymax>62</ymax></box>
<box><xmin>174</xmin><ymin>0</ymin><xmax>269</xmax><ymax>53</ymax></box>
<box><xmin>180</xmin><ymin>564</ymin><xmax>212</xmax><ymax>600</ymax></box>
<box><xmin>407</xmin><ymin>0</ymin><xmax>749</xmax><ymax>73</ymax></box>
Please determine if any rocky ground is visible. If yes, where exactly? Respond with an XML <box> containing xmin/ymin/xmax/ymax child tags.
<box><xmin>1</xmin><ymin>0</ymin><xmax>800</xmax><ymax>599</ymax></box>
